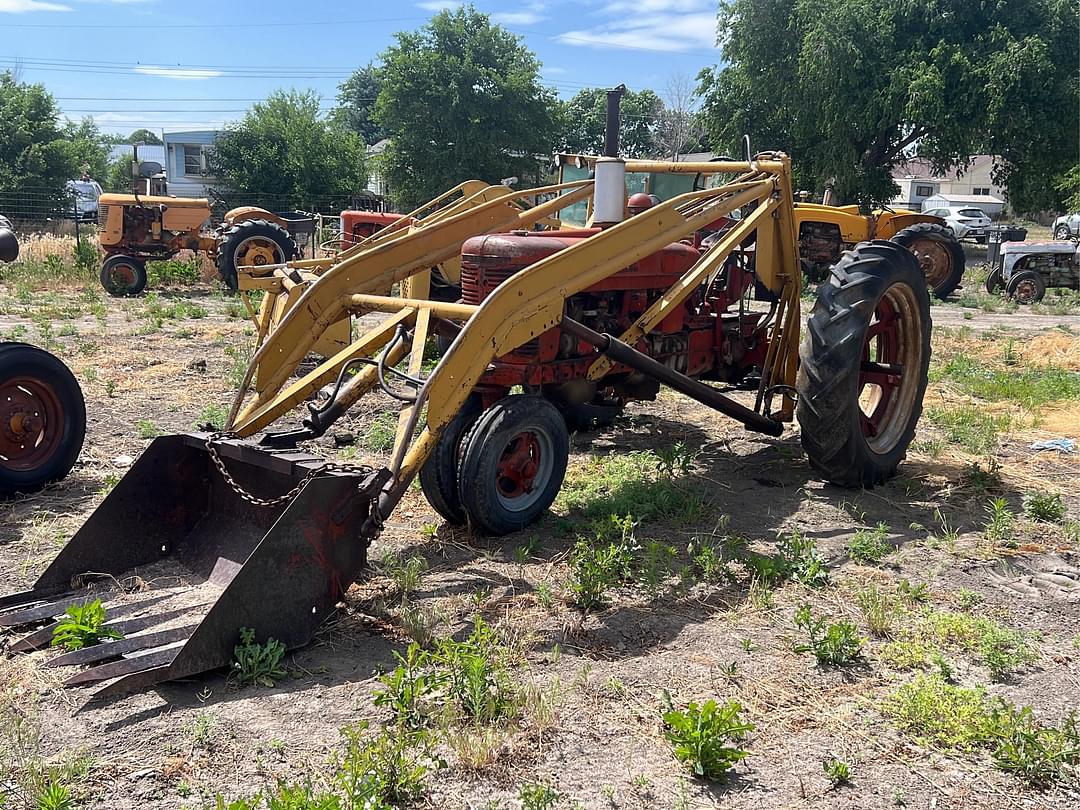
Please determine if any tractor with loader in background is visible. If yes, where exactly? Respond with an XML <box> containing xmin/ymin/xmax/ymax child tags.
<box><xmin>0</xmin><ymin>91</ymin><xmax>933</xmax><ymax>700</ymax></box>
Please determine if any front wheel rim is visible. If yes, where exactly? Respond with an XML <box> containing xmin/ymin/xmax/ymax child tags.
<box><xmin>909</xmin><ymin>238</ymin><xmax>951</xmax><ymax>288</ymax></box>
<box><xmin>857</xmin><ymin>282</ymin><xmax>924</xmax><ymax>454</ymax></box>
<box><xmin>107</xmin><ymin>262</ymin><xmax>137</xmax><ymax>291</ymax></box>
<box><xmin>0</xmin><ymin>376</ymin><xmax>65</xmax><ymax>471</ymax></box>
<box><xmin>494</xmin><ymin>428</ymin><xmax>554</xmax><ymax>512</ymax></box>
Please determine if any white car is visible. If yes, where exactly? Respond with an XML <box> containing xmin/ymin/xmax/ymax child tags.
<box><xmin>64</xmin><ymin>179</ymin><xmax>103</xmax><ymax>222</ymax></box>
<box><xmin>1052</xmin><ymin>212</ymin><xmax>1080</xmax><ymax>240</ymax></box>
<box><xmin>922</xmin><ymin>206</ymin><xmax>992</xmax><ymax>242</ymax></box>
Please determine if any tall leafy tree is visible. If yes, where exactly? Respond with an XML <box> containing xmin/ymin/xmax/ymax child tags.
<box><xmin>333</xmin><ymin>63</ymin><xmax>386</xmax><ymax>145</ymax></box>
<box><xmin>210</xmin><ymin>89</ymin><xmax>367</xmax><ymax>202</ymax></box>
<box><xmin>0</xmin><ymin>72</ymin><xmax>86</xmax><ymax>204</ymax></box>
<box><xmin>698</xmin><ymin>0</ymin><xmax>1079</xmax><ymax>210</ymax></box>
<box><xmin>376</xmin><ymin>7</ymin><xmax>556</xmax><ymax>209</ymax></box>
<box><xmin>555</xmin><ymin>87</ymin><xmax>664</xmax><ymax>158</ymax></box>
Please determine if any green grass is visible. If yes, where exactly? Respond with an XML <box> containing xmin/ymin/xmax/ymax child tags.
<box><xmin>365</xmin><ymin>411</ymin><xmax>399</xmax><ymax>453</ymax></box>
<box><xmin>557</xmin><ymin>449</ymin><xmax>705</xmax><ymax>525</ymax></box>
<box><xmin>932</xmin><ymin>353</ymin><xmax>1080</xmax><ymax>409</ymax></box>
<box><xmin>923</xmin><ymin>405</ymin><xmax>1013</xmax><ymax>454</ymax></box>
<box><xmin>883</xmin><ymin>674</ymin><xmax>1079</xmax><ymax>787</ymax></box>
<box><xmin>847</xmin><ymin>523</ymin><xmax>892</xmax><ymax>564</ymax></box>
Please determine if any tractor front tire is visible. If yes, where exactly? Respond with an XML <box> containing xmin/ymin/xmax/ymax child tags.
<box><xmin>890</xmin><ymin>222</ymin><xmax>965</xmax><ymax>299</ymax></box>
<box><xmin>1006</xmin><ymin>270</ymin><xmax>1046</xmax><ymax>304</ymax></box>
<box><xmin>0</xmin><ymin>343</ymin><xmax>86</xmax><ymax>497</ymax></box>
<box><xmin>419</xmin><ymin>394</ymin><xmax>482</xmax><ymax>525</ymax></box>
<box><xmin>457</xmin><ymin>395</ymin><xmax>569</xmax><ymax>535</ymax></box>
<box><xmin>985</xmin><ymin>266</ymin><xmax>1004</xmax><ymax>294</ymax></box>
<box><xmin>100</xmin><ymin>254</ymin><xmax>147</xmax><ymax>297</ymax></box>
<box><xmin>797</xmin><ymin>241</ymin><xmax>931</xmax><ymax>488</ymax></box>
<box><xmin>216</xmin><ymin>219</ymin><xmax>297</xmax><ymax>292</ymax></box>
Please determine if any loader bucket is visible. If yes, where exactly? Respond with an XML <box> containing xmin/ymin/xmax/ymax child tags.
<box><xmin>0</xmin><ymin>433</ymin><xmax>387</xmax><ymax>699</ymax></box>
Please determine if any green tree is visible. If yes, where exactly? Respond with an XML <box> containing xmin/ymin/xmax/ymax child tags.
<box><xmin>698</xmin><ymin>0</ymin><xmax>1079</xmax><ymax>210</ymax></box>
<box><xmin>555</xmin><ymin>87</ymin><xmax>664</xmax><ymax>158</ymax></box>
<box><xmin>333</xmin><ymin>63</ymin><xmax>386</xmax><ymax>145</ymax></box>
<box><xmin>0</xmin><ymin>71</ymin><xmax>81</xmax><ymax>203</ymax></box>
<box><xmin>210</xmin><ymin>89</ymin><xmax>367</xmax><ymax>202</ymax></box>
<box><xmin>375</xmin><ymin>6</ymin><xmax>556</xmax><ymax>209</ymax></box>
<box><xmin>65</xmin><ymin>117</ymin><xmax>111</xmax><ymax>182</ymax></box>
<box><xmin>126</xmin><ymin>128</ymin><xmax>162</xmax><ymax>145</ymax></box>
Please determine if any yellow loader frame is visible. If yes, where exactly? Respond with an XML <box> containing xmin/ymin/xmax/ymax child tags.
<box><xmin>226</xmin><ymin>154</ymin><xmax>802</xmax><ymax>513</ymax></box>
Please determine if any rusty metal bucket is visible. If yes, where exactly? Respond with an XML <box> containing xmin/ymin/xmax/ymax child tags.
<box><xmin>0</xmin><ymin>433</ymin><xmax>386</xmax><ymax>699</ymax></box>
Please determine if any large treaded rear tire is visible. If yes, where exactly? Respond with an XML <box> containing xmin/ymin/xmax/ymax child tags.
<box><xmin>0</xmin><ymin>343</ymin><xmax>86</xmax><ymax>496</ymax></box>
<box><xmin>797</xmin><ymin>241</ymin><xmax>931</xmax><ymax>488</ymax></box>
<box><xmin>216</xmin><ymin>219</ymin><xmax>296</xmax><ymax>291</ymax></box>
<box><xmin>890</xmin><ymin>222</ymin><xmax>965</xmax><ymax>299</ymax></box>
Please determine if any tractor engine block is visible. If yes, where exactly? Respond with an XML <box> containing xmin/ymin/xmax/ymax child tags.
<box><xmin>460</xmin><ymin>230</ymin><xmax>768</xmax><ymax>404</ymax></box>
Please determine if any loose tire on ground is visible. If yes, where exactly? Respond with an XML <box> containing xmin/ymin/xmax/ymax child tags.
<box><xmin>457</xmin><ymin>395</ymin><xmax>569</xmax><ymax>535</ymax></box>
<box><xmin>419</xmin><ymin>394</ymin><xmax>482</xmax><ymax>524</ymax></box>
<box><xmin>1006</xmin><ymin>269</ymin><xmax>1046</xmax><ymax>304</ymax></box>
<box><xmin>890</xmin><ymin>222</ymin><xmax>965</xmax><ymax>299</ymax></box>
<box><xmin>0</xmin><ymin>342</ymin><xmax>86</xmax><ymax>496</ymax></box>
<box><xmin>797</xmin><ymin>241</ymin><xmax>931</xmax><ymax>488</ymax></box>
<box><xmin>216</xmin><ymin>219</ymin><xmax>296</xmax><ymax>291</ymax></box>
<box><xmin>100</xmin><ymin>254</ymin><xmax>147</xmax><ymax>297</ymax></box>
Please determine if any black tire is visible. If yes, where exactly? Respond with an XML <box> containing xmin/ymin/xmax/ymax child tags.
<box><xmin>216</xmin><ymin>219</ymin><xmax>297</xmax><ymax>291</ymax></box>
<box><xmin>458</xmin><ymin>395</ymin><xmax>569</xmax><ymax>535</ymax></box>
<box><xmin>1054</xmin><ymin>225</ymin><xmax>1070</xmax><ymax>240</ymax></box>
<box><xmin>557</xmin><ymin>398</ymin><xmax>623</xmax><ymax>432</ymax></box>
<box><xmin>100</xmin><ymin>254</ymin><xmax>147</xmax><ymax>296</ymax></box>
<box><xmin>797</xmin><ymin>241</ymin><xmax>931</xmax><ymax>488</ymax></box>
<box><xmin>418</xmin><ymin>394</ymin><xmax>482</xmax><ymax>525</ymax></box>
<box><xmin>1006</xmin><ymin>270</ymin><xmax>1046</xmax><ymax>304</ymax></box>
<box><xmin>985</xmin><ymin>266</ymin><xmax>1004</xmax><ymax>294</ymax></box>
<box><xmin>890</xmin><ymin>222</ymin><xmax>965</xmax><ymax>299</ymax></box>
<box><xmin>0</xmin><ymin>343</ymin><xmax>86</xmax><ymax>497</ymax></box>
<box><xmin>0</xmin><ymin>215</ymin><xmax>18</xmax><ymax>263</ymax></box>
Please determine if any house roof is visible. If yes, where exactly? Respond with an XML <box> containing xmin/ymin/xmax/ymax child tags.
<box><xmin>891</xmin><ymin>155</ymin><xmax>996</xmax><ymax>181</ymax></box>
<box><xmin>926</xmin><ymin>193</ymin><xmax>1005</xmax><ymax>205</ymax></box>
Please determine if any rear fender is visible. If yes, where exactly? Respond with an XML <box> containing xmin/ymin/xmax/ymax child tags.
<box><xmin>873</xmin><ymin>212</ymin><xmax>943</xmax><ymax>240</ymax></box>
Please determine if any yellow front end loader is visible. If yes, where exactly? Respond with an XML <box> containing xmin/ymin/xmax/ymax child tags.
<box><xmin>1</xmin><ymin>105</ymin><xmax>933</xmax><ymax>699</ymax></box>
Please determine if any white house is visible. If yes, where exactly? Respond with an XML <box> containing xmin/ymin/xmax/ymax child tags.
<box><xmin>890</xmin><ymin>155</ymin><xmax>1007</xmax><ymax>213</ymax></box>
<box><xmin>365</xmin><ymin>138</ymin><xmax>391</xmax><ymax>198</ymax></box>
<box><xmin>162</xmin><ymin>130</ymin><xmax>222</xmax><ymax>198</ymax></box>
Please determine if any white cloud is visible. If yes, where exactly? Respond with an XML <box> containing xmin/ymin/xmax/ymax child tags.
<box><xmin>133</xmin><ymin>65</ymin><xmax>223</xmax><ymax>80</ymax></box>
<box><xmin>0</xmin><ymin>0</ymin><xmax>72</xmax><ymax>12</ymax></box>
<box><xmin>557</xmin><ymin>12</ymin><xmax>716</xmax><ymax>53</ymax></box>
<box><xmin>416</xmin><ymin>0</ymin><xmax>459</xmax><ymax>10</ymax></box>
<box><xmin>493</xmin><ymin>10</ymin><xmax>541</xmax><ymax>25</ymax></box>
<box><xmin>602</xmin><ymin>0</ymin><xmax>711</xmax><ymax>12</ymax></box>
<box><xmin>542</xmin><ymin>66</ymin><xmax>567</xmax><ymax>75</ymax></box>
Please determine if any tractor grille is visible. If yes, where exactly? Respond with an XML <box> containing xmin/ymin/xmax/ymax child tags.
<box><xmin>460</xmin><ymin>260</ymin><xmax>539</xmax><ymax>357</ymax></box>
<box><xmin>97</xmin><ymin>205</ymin><xmax>110</xmax><ymax>228</ymax></box>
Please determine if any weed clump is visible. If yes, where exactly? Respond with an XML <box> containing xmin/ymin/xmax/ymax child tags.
<box><xmin>793</xmin><ymin>605</ymin><xmax>864</xmax><ymax>667</ymax></box>
<box><xmin>1024</xmin><ymin>492</ymin><xmax>1066</xmax><ymax>524</ymax></box>
<box><xmin>847</xmin><ymin>523</ymin><xmax>892</xmax><ymax>564</ymax></box>
<box><xmin>661</xmin><ymin>693</ymin><xmax>753</xmax><ymax>780</ymax></box>
<box><xmin>231</xmin><ymin>627</ymin><xmax>286</xmax><ymax>688</ymax></box>
<box><xmin>51</xmin><ymin>600</ymin><xmax>122</xmax><ymax>651</ymax></box>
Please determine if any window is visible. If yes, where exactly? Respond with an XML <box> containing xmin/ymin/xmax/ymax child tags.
<box><xmin>973</xmin><ymin>187</ymin><xmax>990</xmax><ymax>195</ymax></box>
<box><xmin>958</xmin><ymin>208</ymin><xmax>987</xmax><ymax>218</ymax></box>
<box><xmin>915</xmin><ymin>184</ymin><xmax>934</xmax><ymax>197</ymax></box>
<box><xmin>183</xmin><ymin>145</ymin><xmax>205</xmax><ymax>176</ymax></box>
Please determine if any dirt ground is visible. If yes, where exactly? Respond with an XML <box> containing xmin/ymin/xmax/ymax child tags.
<box><xmin>1</xmin><ymin>251</ymin><xmax>1079</xmax><ymax>809</ymax></box>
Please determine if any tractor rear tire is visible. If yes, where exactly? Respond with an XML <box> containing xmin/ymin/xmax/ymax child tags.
<box><xmin>216</xmin><ymin>219</ymin><xmax>297</xmax><ymax>292</ymax></box>
<box><xmin>890</xmin><ymin>222</ymin><xmax>965</xmax><ymax>299</ymax></box>
<box><xmin>419</xmin><ymin>394</ymin><xmax>482</xmax><ymax>525</ymax></box>
<box><xmin>0</xmin><ymin>342</ymin><xmax>86</xmax><ymax>497</ymax></box>
<box><xmin>100</xmin><ymin>254</ymin><xmax>147</xmax><ymax>297</ymax></box>
<box><xmin>457</xmin><ymin>395</ymin><xmax>569</xmax><ymax>535</ymax></box>
<box><xmin>1006</xmin><ymin>270</ymin><xmax>1046</xmax><ymax>304</ymax></box>
<box><xmin>797</xmin><ymin>241</ymin><xmax>931</xmax><ymax>488</ymax></box>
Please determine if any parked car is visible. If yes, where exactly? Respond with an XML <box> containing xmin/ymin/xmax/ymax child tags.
<box><xmin>1052</xmin><ymin>212</ymin><xmax>1080</xmax><ymax>240</ymax></box>
<box><xmin>65</xmin><ymin>179</ymin><xmax>103</xmax><ymax>221</ymax></box>
<box><xmin>921</xmin><ymin>206</ymin><xmax>992</xmax><ymax>242</ymax></box>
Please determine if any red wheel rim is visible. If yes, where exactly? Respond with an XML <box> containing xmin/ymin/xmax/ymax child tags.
<box><xmin>108</xmin><ymin>262</ymin><xmax>137</xmax><ymax>291</ymax></box>
<box><xmin>0</xmin><ymin>376</ymin><xmax>65</xmax><ymax>471</ymax></box>
<box><xmin>858</xmin><ymin>282</ymin><xmax>924</xmax><ymax>453</ymax></box>
<box><xmin>496</xmin><ymin>431</ymin><xmax>542</xmax><ymax>500</ymax></box>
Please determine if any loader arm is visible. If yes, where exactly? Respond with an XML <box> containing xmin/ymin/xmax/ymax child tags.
<box><xmin>230</xmin><ymin>179</ymin><xmax>596</xmax><ymax>432</ymax></box>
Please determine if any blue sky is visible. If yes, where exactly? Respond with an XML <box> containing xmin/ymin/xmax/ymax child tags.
<box><xmin>0</xmin><ymin>0</ymin><xmax>721</xmax><ymax>136</ymax></box>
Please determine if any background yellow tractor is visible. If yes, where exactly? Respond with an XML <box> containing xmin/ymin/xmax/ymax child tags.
<box><xmin>95</xmin><ymin>159</ymin><xmax>311</xmax><ymax>296</ymax></box>
<box><xmin>791</xmin><ymin>204</ymin><xmax>965</xmax><ymax>299</ymax></box>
